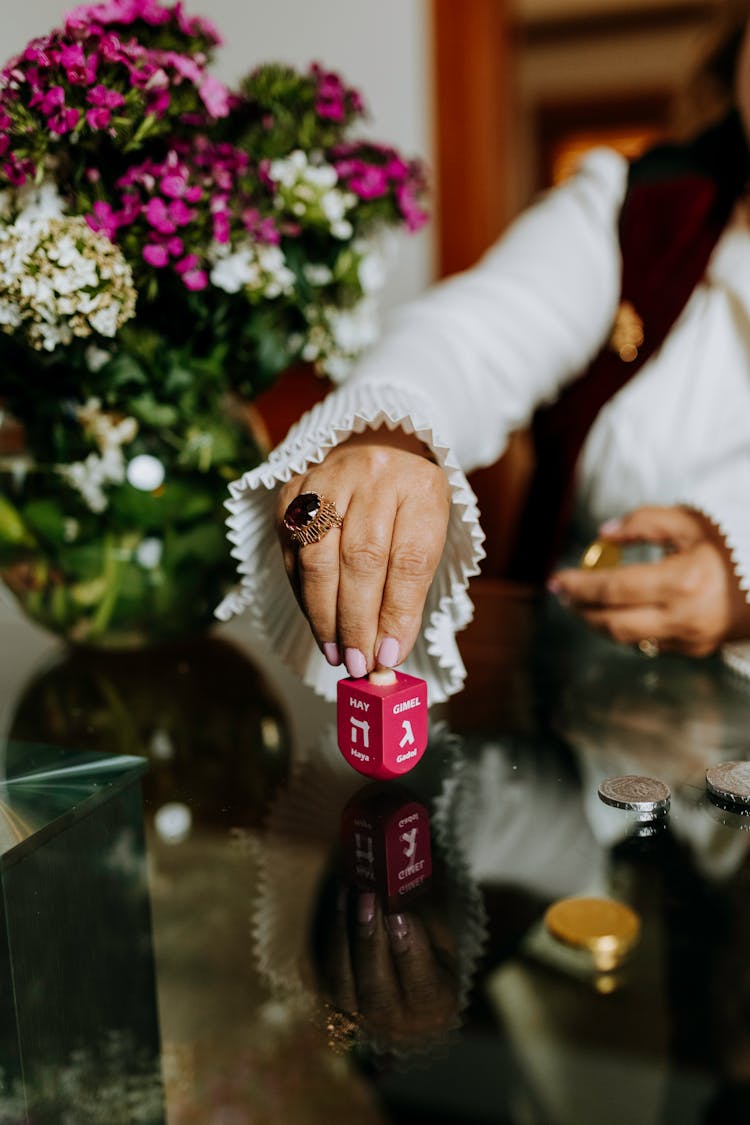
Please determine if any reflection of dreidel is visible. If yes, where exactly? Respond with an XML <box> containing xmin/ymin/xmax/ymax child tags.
<box><xmin>340</xmin><ymin>783</ymin><xmax>432</xmax><ymax>911</ymax></box>
<box><xmin>336</xmin><ymin>668</ymin><xmax>428</xmax><ymax>779</ymax></box>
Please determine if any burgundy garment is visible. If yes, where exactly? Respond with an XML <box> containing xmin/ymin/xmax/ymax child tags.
<box><xmin>506</xmin><ymin>114</ymin><xmax>748</xmax><ymax>583</ymax></box>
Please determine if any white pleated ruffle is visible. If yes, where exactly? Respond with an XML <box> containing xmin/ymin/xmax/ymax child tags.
<box><xmin>684</xmin><ymin>490</ymin><xmax>750</xmax><ymax>680</ymax></box>
<box><xmin>216</xmin><ymin>380</ymin><xmax>486</xmax><ymax>701</ymax></box>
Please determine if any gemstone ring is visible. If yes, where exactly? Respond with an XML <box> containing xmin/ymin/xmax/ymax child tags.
<box><xmin>283</xmin><ymin>491</ymin><xmax>344</xmax><ymax>547</ymax></box>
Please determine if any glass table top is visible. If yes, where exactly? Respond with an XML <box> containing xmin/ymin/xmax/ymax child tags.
<box><xmin>2</xmin><ymin>588</ymin><xmax>750</xmax><ymax>1124</ymax></box>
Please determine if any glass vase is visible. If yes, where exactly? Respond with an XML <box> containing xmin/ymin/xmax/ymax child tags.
<box><xmin>0</xmin><ymin>404</ymin><xmax>261</xmax><ymax>649</ymax></box>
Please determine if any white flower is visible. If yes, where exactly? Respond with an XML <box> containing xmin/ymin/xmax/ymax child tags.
<box><xmin>358</xmin><ymin>249</ymin><xmax>386</xmax><ymax>294</ymax></box>
<box><xmin>209</xmin><ymin>240</ymin><xmax>295</xmax><ymax>299</ymax></box>
<box><xmin>209</xmin><ymin>248</ymin><xmax>255</xmax><ymax>293</ymax></box>
<box><xmin>0</xmin><ymin>215</ymin><xmax>136</xmax><ymax>352</ymax></box>
<box><xmin>12</xmin><ymin>180</ymin><xmax>65</xmax><ymax>224</ymax></box>
<box><xmin>85</xmin><ymin>345</ymin><xmax>112</xmax><ymax>372</ymax></box>
<box><xmin>135</xmin><ymin>537</ymin><xmax>163</xmax><ymax>570</ymax></box>
<box><xmin>266</xmin><ymin>150</ymin><xmax>356</xmax><ymax>240</ymax></box>
<box><xmin>301</xmin><ymin>298</ymin><xmax>380</xmax><ymax>382</ymax></box>
<box><xmin>303</xmin><ymin>263</ymin><xmax>334</xmax><ymax>286</ymax></box>
<box><xmin>88</xmin><ymin>304</ymin><xmax>122</xmax><ymax>338</ymax></box>
<box><xmin>57</xmin><ymin>446</ymin><xmax>125</xmax><ymax>513</ymax></box>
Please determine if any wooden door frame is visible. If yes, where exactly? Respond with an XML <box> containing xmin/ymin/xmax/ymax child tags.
<box><xmin>431</xmin><ymin>0</ymin><xmax>512</xmax><ymax>278</ymax></box>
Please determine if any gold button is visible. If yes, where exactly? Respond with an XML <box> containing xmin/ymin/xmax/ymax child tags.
<box><xmin>610</xmin><ymin>300</ymin><xmax>644</xmax><ymax>364</ymax></box>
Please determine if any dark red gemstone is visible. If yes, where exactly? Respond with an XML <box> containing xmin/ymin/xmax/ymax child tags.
<box><xmin>284</xmin><ymin>492</ymin><xmax>321</xmax><ymax>530</ymax></box>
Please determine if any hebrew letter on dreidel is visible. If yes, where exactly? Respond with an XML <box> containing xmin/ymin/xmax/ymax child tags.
<box><xmin>399</xmin><ymin>720</ymin><xmax>415</xmax><ymax>749</ymax></box>
<box><xmin>350</xmin><ymin>717</ymin><xmax>370</xmax><ymax>748</ymax></box>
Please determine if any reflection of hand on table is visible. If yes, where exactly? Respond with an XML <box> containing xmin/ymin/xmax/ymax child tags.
<box><xmin>317</xmin><ymin>887</ymin><xmax>459</xmax><ymax>1049</ymax></box>
<box><xmin>550</xmin><ymin>506</ymin><xmax>750</xmax><ymax>656</ymax></box>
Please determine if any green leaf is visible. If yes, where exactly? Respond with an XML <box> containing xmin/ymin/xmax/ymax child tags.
<box><xmin>0</xmin><ymin>494</ymin><xmax>37</xmax><ymax>548</ymax></box>
<box><xmin>21</xmin><ymin>499</ymin><xmax>69</xmax><ymax>548</ymax></box>
<box><xmin>127</xmin><ymin>394</ymin><xmax>179</xmax><ymax>429</ymax></box>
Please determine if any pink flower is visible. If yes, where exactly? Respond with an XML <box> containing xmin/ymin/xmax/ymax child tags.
<box><xmin>49</xmin><ymin>106</ymin><xmax>81</xmax><ymax>135</ymax></box>
<box><xmin>176</xmin><ymin>253</ymin><xmax>207</xmax><ymax>290</ymax></box>
<box><xmin>396</xmin><ymin>183</ymin><xmax>428</xmax><ymax>233</ymax></box>
<box><xmin>167</xmin><ymin>197</ymin><xmax>194</xmax><ymax>226</ymax></box>
<box><xmin>145</xmin><ymin>196</ymin><xmax>176</xmax><ymax>234</ymax></box>
<box><xmin>175</xmin><ymin>4</ymin><xmax>222</xmax><ymax>45</ymax></box>
<box><xmin>167</xmin><ymin>236</ymin><xmax>184</xmax><ymax>256</ymax></box>
<box><xmin>347</xmin><ymin>165</ymin><xmax>389</xmax><ymax>200</ymax></box>
<box><xmin>182</xmin><ymin>268</ymin><xmax>208</xmax><ymax>290</ymax></box>
<box><xmin>143</xmin><ymin>242</ymin><xmax>169</xmax><ymax>267</ymax></box>
<box><xmin>199</xmin><ymin>74</ymin><xmax>229</xmax><ymax>119</ymax></box>
<box><xmin>86</xmin><ymin>200</ymin><xmax>119</xmax><ymax>238</ymax></box>
<box><xmin>86</xmin><ymin>106</ymin><xmax>111</xmax><ymax>129</ymax></box>
<box><xmin>59</xmin><ymin>43</ymin><xmax>97</xmax><ymax>85</ymax></box>
<box><xmin>315</xmin><ymin>98</ymin><xmax>345</xmax><ymax>122</ymax></box>
<box><xmin>88</xmin><ymin>84</ymin><xmax>125</xmax><ymax>109</ymax></box>
<box><xmin>23</xmin><ymin>39</ymin><xmax>57</xmax><ymax>68</ymax></box>
<box><xmin>164</xmin><ymin>51</ymin><xmax>203</xmax><ymax>84</ymax></box>
<box><xmin>32</xmin><ymin>85</ymin><xmax>65</xmax><ymax>115</ymax></box>
<box><xmin>212</xmin><ymin>210</ymin><xmax>229</xmax><ymax>243</ymax></box>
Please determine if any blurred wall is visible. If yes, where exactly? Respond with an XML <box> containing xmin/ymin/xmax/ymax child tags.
<box><xmin>0</xmin><ymin>0</ymin><xmax>435</xmax><ymax>309</ymax></box>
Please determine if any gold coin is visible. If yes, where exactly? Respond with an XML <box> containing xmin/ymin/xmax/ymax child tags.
<box><xmin>544</xmin><ymin>896</ymin><xmax>640</xmax><ymax>970</ymax></box>
<box><xmin>580</xmin><ymin>538</ymin><xmax>621</xmax><ymax>569</ymax></box>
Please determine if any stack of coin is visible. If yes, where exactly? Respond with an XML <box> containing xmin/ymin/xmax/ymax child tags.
<box><xmin>544</xmin><ymin>896</ymin><xmax>641</xmax><ymax>974</ymax></box>
<box><xmin>705</xmin><ymin>760</ymin><xmax>750</xmax><ymax>812</ymax></box>
<box><xmin>598</xmin><ymin>775</ymin><xmax>671</xmax><ymax>827</ymax></box>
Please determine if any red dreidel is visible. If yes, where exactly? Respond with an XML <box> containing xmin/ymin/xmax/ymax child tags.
<box><xmin>336</xmin><ymin>667</ymin><xmax>428</xmax><ymax>779</ymax></box>
<box><xmin>341</xmin><ymin>783</ymin><xmax>432</xmax><ymax>911</ymax></box>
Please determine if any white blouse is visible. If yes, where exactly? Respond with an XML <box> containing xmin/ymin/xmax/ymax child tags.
<box><xmin>217</xmin><ymin>147</ymin><xmax>750</xmax><ymax>698</ymax></box>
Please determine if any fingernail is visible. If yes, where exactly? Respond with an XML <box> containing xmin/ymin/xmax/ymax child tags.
<box><xmin>385</xmin><ymin>913</ymin><xmax>410</xmax><ymax>953</ymax></box>
<box><xmin>600</xmin><ymin>518</ymin><xmax>622</xmax><ymax>535</ymax></box>
<box><xmin>322</xmin><ymin>642</ymin><xmax>341</xmax><ymax>666</ymax></box>
<box><xmin>357</xmin><ymin>892</ymin><xmax>376</xmax><ymax>935</ymax></box>
<box><xmin>344</xmin><ymin>647</ymin><xmax>367</xmax><ymax>679</ymax></box>
<box><xmin>376</xmin><ymin>636</ymin><xmax>399</xmax><ymax>668</ymax></box>
<box><xmin>547</xmin><ymin>579</ymin><xmax>570</xmax><ymax>606</ymax></box>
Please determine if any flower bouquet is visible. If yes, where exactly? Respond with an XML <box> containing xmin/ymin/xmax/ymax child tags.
<box><xmin>0</xmin><ymin>0</ymin><xmax>428</xmax><ymax>647</ymax></box>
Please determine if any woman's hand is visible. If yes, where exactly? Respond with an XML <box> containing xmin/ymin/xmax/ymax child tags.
<box><xmin>549</xmin><ymin>505</ymin><xmax>750</xmax><ymax>656</ymax></box>
<box><xmin>277</xmin><ymin>428</ymin><xmax>451</xmax><ymax>677</ymax></box>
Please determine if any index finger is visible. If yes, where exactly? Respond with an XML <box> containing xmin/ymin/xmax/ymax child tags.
<box><xmin>551</xmin><ymin>555</ymin><xmax>685</xmax><ymax>608</ymax></box>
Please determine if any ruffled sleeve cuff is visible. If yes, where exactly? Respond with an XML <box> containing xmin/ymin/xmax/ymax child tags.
<box><xmin>683</xmin><ymin>486</ymin><xmax>750</xmax><ymax>678</ymax></box>
<box><xmin>215</xmin><ymin>380</ymin><xmax>486</xmax><ymax>702</ymax></box>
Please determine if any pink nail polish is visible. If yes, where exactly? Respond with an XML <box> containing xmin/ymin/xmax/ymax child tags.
<box><xmin>344</xmin><ymin>648</ymin><xmax>367</xmax><ymax>679</ymax></box>
<box><xmin>323</xmin><ymin>642</ymin><xmax>341</xmax><ymax>666</ymax></box>
<box><xmin>600</xmin><ymin>518</ymin><xmax>622</xmax><ymax>535</ymax></box>
<box><xmin>376</xmin><ymin>636</ymin><xmax>399</xmax><ymax>668</ymax></box>
<box><xmin>358</xmin><ymin>891</ymin><xmax>376</xmax><ymax>934</ymax></box>
<box><xmin>385</xmin><ymin>913</ymin><xmax>410</xmax><ymax>952</ymax></box>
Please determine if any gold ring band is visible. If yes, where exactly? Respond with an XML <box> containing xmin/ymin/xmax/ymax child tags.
<box><xmin>283</xmin><ymin>491</ymin><xmax>343</xmax><ymax>547</ymax></box>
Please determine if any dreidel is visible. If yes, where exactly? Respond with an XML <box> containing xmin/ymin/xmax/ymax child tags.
<box><xmin>340</xmin><ymin>782</ymin><xmax>432</xmax><ymax>910</ymax></box>
<box><xmin>336</xmin><ymin>667</ymin><xmax>428</xmax><ymax>779</ymax></box>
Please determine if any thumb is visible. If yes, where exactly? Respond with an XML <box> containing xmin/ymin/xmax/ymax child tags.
<box><xmin>599</xmin><ymin>505</ymin><xmax>704</xmax><ymax>549</ymax></box>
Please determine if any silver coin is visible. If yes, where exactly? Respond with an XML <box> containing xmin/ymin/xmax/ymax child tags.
<box><xmin>705</xmin><ymin>761</ymin><xmax>750</xmax><ymax>807</ymax></box>
<box><xmin>598</xmin><ymin>775</ymin><xmax>671</xmax><ymax>813</ymax></box>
